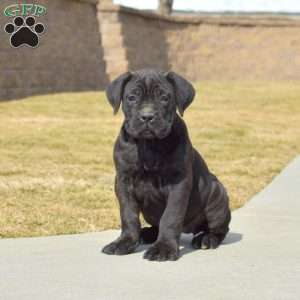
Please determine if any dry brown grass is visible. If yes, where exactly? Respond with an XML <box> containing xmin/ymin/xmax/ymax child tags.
<box><xmin>0</xmin><ymin>81</ymin><xmax>299</xmax><ymax>238</ymax></box>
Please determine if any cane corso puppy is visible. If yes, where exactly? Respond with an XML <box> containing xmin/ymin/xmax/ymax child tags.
<box><xmin>102</xmin><ymin>69</ymin><xmax>231</xmax><ymax>261</ymax></box>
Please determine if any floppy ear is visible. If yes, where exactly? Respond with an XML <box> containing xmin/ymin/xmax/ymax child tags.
<box><xmin>106</xmin><ymin>72</ymin><xmax>132</xmax><ymax>115</ymax></box>
<box><xmin>166</xmin><ymin>71</ymin><xmax>195</xmax><ymax>116</ymax></box>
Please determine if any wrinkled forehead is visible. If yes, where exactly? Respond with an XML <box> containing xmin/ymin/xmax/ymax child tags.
<box><xmin>125</xmin><ymin>71</ymin><xmax>172</xmax><ymax>94</ymax></box>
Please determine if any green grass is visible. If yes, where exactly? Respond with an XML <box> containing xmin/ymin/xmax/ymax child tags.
<box><xmin>0</xmin><ymin>81</ymin><xmax>299</xmax><ymax>238</ymax></box>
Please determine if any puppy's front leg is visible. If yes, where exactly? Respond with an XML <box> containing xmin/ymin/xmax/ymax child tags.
<box><xmin>102</xmin><ymin>176</ymin><xmax>141</xmax><ymax>255</ymax></box>
<box><xmin>144</xmin><ymin>177</ymin><xmax>191</xmax><ymax>261</ymax></box>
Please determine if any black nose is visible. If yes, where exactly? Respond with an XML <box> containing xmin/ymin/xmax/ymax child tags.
<box><xmin>140</xmin><ymin>112</ymin><xmax>155</xmax><ymax>123</ymax></box>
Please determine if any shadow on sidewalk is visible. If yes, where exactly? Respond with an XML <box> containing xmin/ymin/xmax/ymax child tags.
<box><xmin>135</xmin><ymin>232</ymin><xmax>243</xmax><ymax>258</ymax></box>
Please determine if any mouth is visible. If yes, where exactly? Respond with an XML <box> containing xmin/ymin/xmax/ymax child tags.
<box><xmin>125</xmin><ymin>119</ymin><xmax>173</xmax><ymax>139</ymax></box>
<box><xmin>139</xmin><ymin>125</ymin><xmax>172</xmax><ymax>139</ymax></box>
<box><xmin>140</xmin><ymin>128</ymin><xmax>155</xmax><ymax>138</ymax></box>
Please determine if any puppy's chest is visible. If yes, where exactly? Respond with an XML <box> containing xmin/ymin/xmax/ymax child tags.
<box><xmin>131</xmin><ymin>172</ymin><xmax>167</xmax><ymax>205</ymax></box>
<box><xmin>124</xmin><ymin>144</ymin><xmax>167</xmax><ymax>173</ymax></box>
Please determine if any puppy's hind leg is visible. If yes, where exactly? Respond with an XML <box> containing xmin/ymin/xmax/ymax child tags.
<box><xmin>192</xmin><ymin>178</ymin><xmax>231</xmax><ymax>250</ymax></box>
<box><xmin>140</xmin><ymin>226</ymin><xmax>159</xmax><ymax>244</ymax></box>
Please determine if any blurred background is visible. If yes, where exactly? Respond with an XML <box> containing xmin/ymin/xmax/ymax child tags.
<box><xmin>1</xmin><ymin>0</ymin><xmax>300</xmax><ymax>100</ymax></box>
<box><xmin>0</xmin><ymin>0</ymin><xmax>299</xmax><ymax>238</ymax></box>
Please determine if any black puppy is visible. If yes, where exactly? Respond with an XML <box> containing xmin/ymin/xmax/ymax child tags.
<box><xmin>102</xmin><ymin>69</ymin><xmax>231</xmax><ymax>261</ymax></box>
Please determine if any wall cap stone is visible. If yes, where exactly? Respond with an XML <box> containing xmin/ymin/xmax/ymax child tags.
<box><xmin>98</xmin><ymin>4</ymin><xmax>300</xmax><ymax>27</ymax></box>
<box><xmin>75</xmin><ymin>0</ymin><xmax>99</xmax><ymax>5</ymax></box>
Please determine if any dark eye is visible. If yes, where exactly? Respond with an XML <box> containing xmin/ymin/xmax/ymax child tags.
<box><xmin>127</xmin><ymin>95</ymin><xmax>137</xmax><ymax>102</ymax></box>
<box><xmin>160</xmin><ymin>95</ymin><xmax>169</xmax><ymax>103</ymax></box>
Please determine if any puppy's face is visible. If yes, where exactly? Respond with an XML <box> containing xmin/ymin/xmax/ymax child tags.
<box><xmin>106</xmin><ymin>69</ymin><xmax>195</xmax><ymax>139</ymax></box>
<box><xmin>122</xmin><ymin>71</ymin><xmax>176</xmax><ymax>139</ymax></box>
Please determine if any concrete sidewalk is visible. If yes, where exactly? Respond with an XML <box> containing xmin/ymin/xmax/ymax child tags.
<box><xmin>1</xmin><ymin>157</ymin><xmax>300</xmax><ymax>300</ymax></box>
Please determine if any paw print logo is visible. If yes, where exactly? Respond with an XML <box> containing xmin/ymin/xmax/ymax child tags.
<box><xmin>4</xmin><ymin>16</ymin><xmax>45</xmax><ymax>48</ymax></box>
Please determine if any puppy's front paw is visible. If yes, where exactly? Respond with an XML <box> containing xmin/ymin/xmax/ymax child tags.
<box><xmin>192</xmin><ymin>232</ymin><xmax>222</xmax><ymax>250</ymax></box>
<box><xmin>102</xmin><ymin>237</ymin><xmax>139</xmax><ymax>255</ymax></box>
<box><xmin>143</xmin><ymin>242</ymin><xmax>179</xmax><ymax>261</ymax></box>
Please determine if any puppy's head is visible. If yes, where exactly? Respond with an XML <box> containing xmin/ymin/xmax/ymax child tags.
<box><xmin>106</xmin><ymin>69</ymin><xmax>195</xmax><ymax>139</ymax></box>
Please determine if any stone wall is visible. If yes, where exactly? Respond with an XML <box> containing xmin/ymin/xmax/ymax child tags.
<box><xmin>0</xmin><ymin>0</ymin><xmax>107</xmax><ymax>100</ymax></box>
<box><xmin>166</xmin><ymin>19</ymin><xmax>300</xmax><ymax>81</ymax></box>
<box><xmin>99</xmin><ymin>5</ymin><xmax>300</xmax><ymax>82</ymax></box>
<box><xmin>1</xmin><ymin>1</ymin><xmax>300</xmax><ymax>100</ymax></box>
